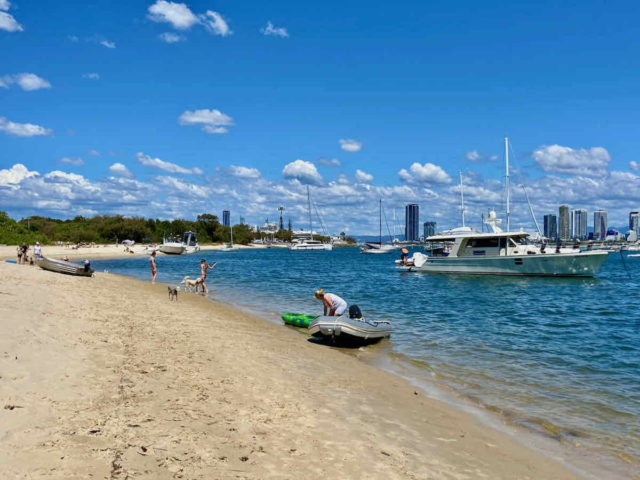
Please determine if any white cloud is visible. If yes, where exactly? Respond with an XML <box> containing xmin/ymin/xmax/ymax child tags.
<box><xmin>261</xmin><ymin>21</ymin><xmax>288</xmax><ymax>38</ymax></box>
<box><xmin>0</xmin><ymin>117</ymin><xmax>53</xmax><ymax>137</ymax></box>
<box><xmin>317</xmin><ymin>157</ymin><xmax>341</xmax><ymax>167</ymax></box>
<box><xmin>629</xmin><ymin>161</ymin><xmax>640</xmax><ymax>171</ymax></box>
<box><xmin>82</xmin><ymin>73</ymin><xmax>100</xmax><ymax>80</ymax></box>
<box><xmin>0</xmin><ymin>11</ymin><xmax>22</xmax><ymax>32</ymax></box>
<box><xmin>339</xmin><ymin>138</ymin><xmax>362</xmax><ymax>152</ymax></box>
<box><xmin>464</xmin><ymin>150</ymin><xmax>497</xmax><ymax>163</ymax></box>
<box><xmin>282</xmin><ymin>160</ymin><xmax>323</xmax><ymax>185</ymax></box>
<box><xmin>200</xmin><ymin>10</ymin><xmax>231</xmax><ymax>36</ymax></box>
<box><xmin>0</xmin><ymin>1</ymin><xmax>10</xmax><ymax>11</ymax></box>
<box><xmin>0</xmin><ymin>73</ymin><xmax>51</xmax><ymax>90</ymax></box>
<box><xmin>153</xmin><ymin>175</ymin><xmax>208</xmax><ymax>198</ymax></box>
<box><xmin>532</xmin><ymin>145</ymin><xmax>610</xmax><ymax>177</ymax></box>
<box><xmin>355</xmin><ymin>169</ymin><xmax>374</xmax><ymax>183</ymax></box>
<box><xmin>0</xmin><ymin>164</ymin><xmax>38</xmax><ymax>186</ymax></box>
<box><xmin>136</xmin><ymin>152</ymin><xmax>201</xmax><ymax>174</ymax></box>
<box><xmin>159</xmin><ymin>32</ymin><xmax>184</xmax><ymax>43</ymax></box>
<box><xmin>147</xmin><ymin>0</ymin><xmax>199</xmax><ymax>29</ymax></box>
<box><xmin>398</xmin><ymin>162</ymin><xmax>452</xmax><ymax>185</ymax></box>
<box><xmin>59</xmin><ymin>157</ymin><xmax>84</xmax><ymax>166</ymax></box>
<box><xmin>68</xmin><ymin>34</ymin><xmax>79</xmax><ymax>42</ymax></box>
<box><xmin>87</xmin><ymin>149</ymin><xmax>100</xmax><ymax>156</ymax></box>
<box><xmin>227</xmin><ymin>165</ymin><xmax>261</xmax><ymax>179</ymax></box>
<box><xmin>178</xmin><ymin>108</ymin><xmax>233</xmax><ymax>134</ymax></box>
<box><xmin>100</xmin><ymin>40</ymin><xmax>116</xmax><ymax>49</ymax></box>
<box><xmin>109</xmin><ymin>162</ymin><xmax>134</xmax><ymax>178</ymax></box>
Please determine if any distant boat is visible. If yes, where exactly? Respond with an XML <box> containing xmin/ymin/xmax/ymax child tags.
<box><xmin>361</xmin><ymin>199</ymin><xmax>396</xmax><ymax>254</ymax></box>
<box><xmin>158</xmin><ymin>231</ymin><xmax>200</xmax><ymax>255</ymax></box>
<box><xmin>289</xmin><ymin>186</ymin><xmax>333</xmax><ymax>251</ymax></box>
<box><xmin>219</xmin><ymin>224</ymin><xmax>238</xmax><ymax>252</ymax></box>
<box><xmin>36</xmin><ymin>256</ymin><xmax>94</xmax><ymax>277</ymax></box>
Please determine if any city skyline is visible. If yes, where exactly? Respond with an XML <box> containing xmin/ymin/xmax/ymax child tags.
<box><xmin>4</xmin><ymin>1</ymin><xmax>640</xmax><ymax>234</ymax></box>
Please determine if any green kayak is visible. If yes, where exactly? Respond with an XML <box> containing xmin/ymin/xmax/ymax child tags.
<box><xmin>281</xmin><ymin>312</ymin><xmax>318</xmax><ymax>328</ymax></box>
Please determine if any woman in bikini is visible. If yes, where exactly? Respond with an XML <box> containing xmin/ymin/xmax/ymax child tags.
<box><xmin>149</xmin><ymin>250</ymin><xmax>157</xmax><ymax>283</ymax></box>
<box><xmin>198</xmin><ymin>259</ymin><xmax>217</xmax><ymax>294</ymax></box>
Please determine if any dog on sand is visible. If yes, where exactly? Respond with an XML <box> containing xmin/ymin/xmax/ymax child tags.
<box><xmin>168</xmin><ymin>285</ymin><xmax>178</xmax><ymax>301</ymax></box>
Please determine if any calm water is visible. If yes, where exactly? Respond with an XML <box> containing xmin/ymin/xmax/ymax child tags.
<box><xmin>92</xmin><ymin>248</ymin><xmax>640</xmax><ymax>477</ymax></box>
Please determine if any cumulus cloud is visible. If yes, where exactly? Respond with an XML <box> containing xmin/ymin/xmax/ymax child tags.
<box><xmin>0</xmin><ymin>73</ymin><xmax>51</xmax><ymax>90</ymax></box>
<box><xmin>86</xmin><ymin>149</ymin><xmax>100</xmax><ymax>156</ymax></box>
<box><xmin>147</xmin><ymin>1</ymin><xmax>199</xmax><ymax>29</ymax></box>
<box><xmin>0</xmin><ymin>0</ymin><xmax>10</xmax><ymax>10</ymax></box>
<box><xmin>153</xmin><ymin>175</ymin><xmax>208</xmax><ymax>198</ymax></box>
<box><xmin>59</xmin><ymin>157</ymin><xmax>84</xmax><ymax>166</ymax></box>
<box><xmin>464</xmin><ymin>150</ymin><xmax>497</xmax><ymax>163</ymax></box>
<box><xmin>200</xmin><ymin>10</ymin><xmax>231</xmax><ymax>36</ymax></box>
<box><xmin>100</xmin><ymin>40</ymin><xmax>116</xmax><ymax>49</ymax></box>
<box><xmin>630</xmin><ymin>161</ymin><xmax>640</xmax><ymax>171</ymax></box>
<box><xmin>261</xmin><ymin>21</ymin><xmax>288</xmax><ymax>38</ymax></box>
<box><xmin>159</xmin><ymin>32</ymin><xmax>184</xmax><ymax>43</ymax></box>
<box><xmin>227</xmin><ymin>165</ymin><xmax>261</xmax><ymax>179</ymax></box>
<box><xmin>0</xmin><ymin>164</ymin><xmax>38</xmax><ymax>186</ymax></box>
<box><xmin>0</xmin><ymin>117</ymin><xmax>52</xmax><ymax>137</ymax></box>
<box><xmin>82</xmin><ymin>73</ymin><xmax>100</xmax><ymax>80</ymax></box>
<box><xmin>178</xmin><ymin>108</ymin><xmax>233</xmax><ymax>134</ymax></box>
<box><xmin>0</xmin><ymin>10</ymin><xmax>22</xmax><ymax>32</ymax></box>
<box><xmin>109</xmin><ymin>162</ymin><xmax>134</xmax><ymax>178</ymax></box>
<box><xmin>317</xmin><ymin>157</ymin><xmax>341</xmax><ymax>167</ymax></box>
<box><xmin>282</xmin><ymin>160</ymin><xmax>323</xmax><ymax>185</ymax></box>
<box><xmin>355</xmin><ymin>169</ymin><xmax>374</xmax><ymax>183</ymax></box>
<box><xmin>532</xmin><ymin>145</ymin><xmax>610</xmax><ymax>177</ymax></box>
<box><xmin>398</xmin><ymin>162</ymin><xmax>452</xmax><ymax>185</ymax></box>
<box><xmin>339</xmin><ymin>138</ymin><xmax>362</xmax><ymax>152</ymax></box>
<box><xmin>136</xmin><ymin>152</ymin><xmax>201</xmax><ymax>174</ymax></box>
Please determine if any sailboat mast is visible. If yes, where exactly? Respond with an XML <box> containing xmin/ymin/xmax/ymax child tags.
<box><xmin>505</xmin><ymin>137</ymin><xmax>510</xmax><ymax>231</ymax></box>
<box><xmin>459</xmin><ymin>171</ymin><xmax>465</xmax><ymax>227</ymax></box>
<box><xmin>307</xmin><ymin>186</ymin><xmax>313</xmax><ymax>240</ymax></box>
<box><xmin>379</xmin><ymin>199</ymin><xmax>382</xmax><ymax>245</ymax></box>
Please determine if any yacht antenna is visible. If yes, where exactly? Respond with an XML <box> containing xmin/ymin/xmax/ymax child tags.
<box><xmin>379</xmin><ymin>199</ymin><xmax>382</xmax><ymax>245</ymax></box>
<box><xmin>505</xmin><ymin>137</ymin><xmax>510</xmax><ymax>231</ymax></box>
<box><xmin>459</xmin><ymin>171</ymin><xmax>465</xmax><ymax>227</ymax></box>
<box><xmin>522</xmin><ymin>184</ymin><xmax>542</xmax><ymax>237</ymax></box>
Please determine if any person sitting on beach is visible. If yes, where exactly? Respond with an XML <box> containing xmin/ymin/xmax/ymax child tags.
<box><xmin>314</xmin><ymin>289</ymin><xmax>347</xmax><ymax>317</ymax></box>
<box><xmin>198</xmin><ymin>259</ymin><xmax>217</xmax><ymax>294</ymax></box>
<box><xmin>62</xmin><ymin>255</ymin><xmax>70</xmax><ymax>262</ymax></box>
<box><xmin>150</xmin><ymin>250</ymin><xmax>157</xmax><ymax>283</ymax></box>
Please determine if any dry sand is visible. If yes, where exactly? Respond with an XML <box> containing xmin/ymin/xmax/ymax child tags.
<box><xmin>0</xmin><ymin>261</ymin><xmax>585</xmax><ymax>479</ymax></box>
<box><xmin>0</xmin><ymin>243</ymin><xmax>263</xmax><ymax>262</ymax></box>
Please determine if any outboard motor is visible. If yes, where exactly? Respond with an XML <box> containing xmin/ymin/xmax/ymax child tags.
<box><xmin>349</xmin><ymin>305</ymin><xmax>363</xmax><ymax>319</ymax></box>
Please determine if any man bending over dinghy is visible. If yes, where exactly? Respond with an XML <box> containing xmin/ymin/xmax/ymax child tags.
<box><xmin>314</xmin><ymin>289</ymin><xmax>347</xmax><ymax>316</ymax></box>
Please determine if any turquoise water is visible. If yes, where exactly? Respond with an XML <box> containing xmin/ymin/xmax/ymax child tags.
<box><xmin>91</xmin><ymin>247</ymin><xmax>640</xmax><ymax>476</ymax></box>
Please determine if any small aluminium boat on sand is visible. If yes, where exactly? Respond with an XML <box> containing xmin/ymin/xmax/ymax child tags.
<box><xmin>36</xmin><ymin>256</ymin><xmax>94</xmax><ymax>277</ymax></box>
<box><xmin>281</xmin><ymin>312</ymin><xmax>318</xmax><ymax>328</ymax></box>
<box><xmin>308</xmin><ymin>315</ymin><xmax>392</xmax><ymax>345</ymax></box>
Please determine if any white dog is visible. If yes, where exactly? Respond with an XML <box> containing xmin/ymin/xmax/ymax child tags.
<box><xmin>180</xmin><ymin>276</ymin><xmax>202</xmax><ymax>293</ymax></box>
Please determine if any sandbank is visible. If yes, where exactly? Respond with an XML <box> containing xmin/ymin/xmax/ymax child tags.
<box><xmin>0</xmin><ymin>261</ymin><xmax>585</xmax><ymax>479</ymax></box>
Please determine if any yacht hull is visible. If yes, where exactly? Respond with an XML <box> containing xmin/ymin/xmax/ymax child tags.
<box><xmin>158</xmin><ymin>244</ymin><xmax>185</xmax><ymax>255</ymax></box>
<box><xmin>400</xmin><ymin>251</ymin><xmax>608</xmax><ymax>277</ymax></box>
<box><xmin>289</xmin><ymin>243</ymin><xmax>333</xmax><ymax>251</ymax></box>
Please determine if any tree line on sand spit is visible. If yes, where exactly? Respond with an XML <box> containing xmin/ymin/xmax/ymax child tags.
<box><xmin>0</xmin><ymin>212</ymin><xmax>295</xmax><ymax>246</ymax></box>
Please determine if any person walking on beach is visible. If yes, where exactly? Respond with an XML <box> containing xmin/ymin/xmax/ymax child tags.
<box><xmin>150</xmin><ymin>250</ymin><xmax>157</xmax><ymax>283</ymax></box>
<box><xmin>314</xmin><ymin>289</ymin><xmax>347</xmax><ymax>317</ymax></box>
<box><xmin>198</xmin><ymin>259</ymin><xmax>216</xmax><ymax>294</ymax></box>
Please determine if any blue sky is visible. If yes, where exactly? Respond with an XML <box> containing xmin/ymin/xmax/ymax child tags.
<box><xmin>2</xmin><ymin>0</ymin><xmax>640</xmax><ymax>234</ymax></box>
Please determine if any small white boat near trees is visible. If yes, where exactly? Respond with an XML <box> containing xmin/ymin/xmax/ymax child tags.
<box><xmin>158</xmin><ymin>231</ymin><xmax>200</xmax><ymax>255</ymax></box>
<box><xmin>361</xmin><ymin>199</ymin><xmax>397</xmax><ymax>254</ymax></box>
<box><xmin>289</xmin><ymin>186</ymin><xmax>333</xmax><ymax>251</ymax></box>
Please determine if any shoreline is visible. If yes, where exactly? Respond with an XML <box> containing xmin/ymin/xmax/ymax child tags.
<box><xmin>0</xmin><ymin>261</ymin><xmax>588</xmax><ymax>478</ymax></box>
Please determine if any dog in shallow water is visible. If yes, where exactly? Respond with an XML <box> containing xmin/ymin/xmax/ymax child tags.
<box><xmin>168</xmin><ymin>285</ymin><xmax>178</xmax><ymax>301</ymax></box>
<box><xmin>180</xmin><ymin>276</ymin><xmax>202</xmax><ymax>293</ymax></box>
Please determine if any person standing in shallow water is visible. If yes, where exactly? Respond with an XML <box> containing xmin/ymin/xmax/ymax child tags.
<box><xmin>149</xmin><ymin>250</ymin><xmax>157</xmax><ymax>283</ymax></box>
<box><xmin>198</xmin><ymin>259</ymin><xmax>216</xmax><ymax>294</ymax></box>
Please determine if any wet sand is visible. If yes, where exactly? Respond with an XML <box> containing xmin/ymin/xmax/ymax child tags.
<box><xmin>0</xmin><ymin>261</ymin><xmax>585</xmax><ymax>479</ymax></box>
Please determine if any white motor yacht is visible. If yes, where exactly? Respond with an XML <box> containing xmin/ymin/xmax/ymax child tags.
<box><xmin>158</xmin><ymin>231</ymin><xmax>200</xmax><ymax>255</ymax></box>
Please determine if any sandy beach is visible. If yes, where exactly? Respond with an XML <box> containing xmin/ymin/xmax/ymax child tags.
<box><xmin>0</xmin><ymin>261</ymin><xmax>585</xmax><ymax>479</ymax></box>
<box><xmin>0</xmin><ymin>243</ymin><xmax>264</xmax><ymax>262</ymax></box>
